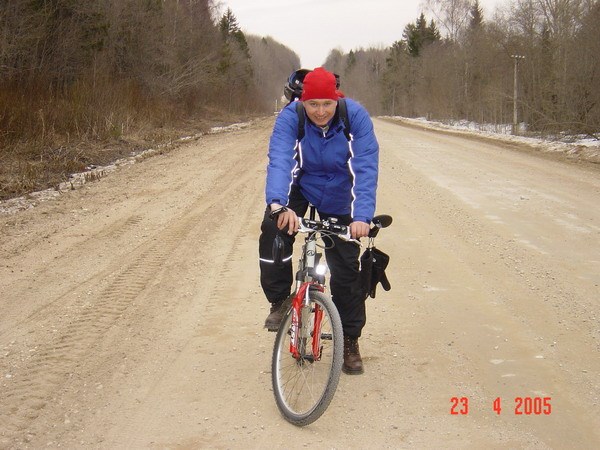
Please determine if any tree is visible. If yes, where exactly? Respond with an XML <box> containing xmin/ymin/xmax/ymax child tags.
<box><xmin>333</xmin><ymin>47</ymin><xmax>387</xmax><ymax>114</ymax></box>
<box><xmin>469</xmin><ymin>0</ymin><xmax>484</xmax><ymax>30</ymax></box>
<box><xmin>424</xmin><ymin>0</ymin><xmax>472</xmax><ymax>41</ymax></box>
<box><xmin>217</xmin><ymin>8</ymin><xmax>255</xmax><ymax>110</ymax></box>
<box><xmin>497</xmin><ymin>0</ymin><xmax>598</xmax><ymax>132</ymax></box>
<box><xmin>346</xmin><ymin>50</ymin><xmax>357</xmax><ymax>74</ymax></box>
<box><xmin>219</xmin><ymin>8</ymin><xmax>249</xmax><ymax>57</ymax></box>
<box><xmin>323</xmin><ymin>48</ymin><xmax>345</xmax><ymax>75</ymax></box>
<box><xmin>462</xmin><ymin>0</ymin><xmax>488</xmax><ymax>120</ymax></box>
<box><xmin>246</xmin><ymin>35</ymin><xmax>300</xmax><ymax>110</ymax></box>
<box><xmin>403</xmin><ymin>13</ymin><xmax>441</xmax><ymax>57</ymax></box>
<box><xmin>565</xmin><ymin>0</ymin><xmax>600</xmax><ymax>134</ymax></box>
<box><xmin>382</xmin><ymin>40</ymin><xmax>410</xmax><ymax>115</ymax></box>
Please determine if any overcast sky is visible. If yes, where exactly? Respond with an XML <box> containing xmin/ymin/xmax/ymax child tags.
<box><xmin>220</xmin><ymin>0</ymin><xmax>505</xmax><ymax>69</ymax></box>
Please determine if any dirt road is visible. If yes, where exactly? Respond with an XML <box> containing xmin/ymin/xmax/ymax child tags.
<box><xmin>1</xmin><ymin>118</ymin><xmax>599</xmax><ymax>449</ymax></box>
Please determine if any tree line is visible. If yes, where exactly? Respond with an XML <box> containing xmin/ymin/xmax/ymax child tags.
<box><xmin>1</xmin><ymin>1</ymin><xmax>598</xmax><ymax>199</ymax></box>
<box><xmin>324</xmin><ymin>0</ymin><xmax>599</xmax><ymax>137</ymax></box>
<box><xmin>0</xmin><ymin>1</ymin><xmax>297</xmax><ymax>198</ymax></box>
<box><xmin>0</xmin><ymin>1</ymin><xmax>265</xmax><ymax>145</ymax></box>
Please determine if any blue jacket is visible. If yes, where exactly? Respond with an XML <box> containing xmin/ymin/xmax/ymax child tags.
<box><xmin>265</xmin><ymin>98</ymin><xmax>379</xmax><ymax>223</ymax></box>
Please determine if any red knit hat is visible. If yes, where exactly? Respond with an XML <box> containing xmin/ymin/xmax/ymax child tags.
<box><xmin>300</xmin><ymin>67</ymin><xmax>339</xmax><ymax>101</ymax></box>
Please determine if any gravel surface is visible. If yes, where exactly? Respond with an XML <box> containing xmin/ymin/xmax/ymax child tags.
<box><xmin>1</xmin><ymin>117</ymin><xmax>599</xmax><ymax>448</ymax></box>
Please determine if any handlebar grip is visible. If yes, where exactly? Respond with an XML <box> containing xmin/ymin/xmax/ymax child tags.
<box><xmin>369</xmin><ymin>214</ymin><xmax>393</xmax><ymax>237</ymax></box>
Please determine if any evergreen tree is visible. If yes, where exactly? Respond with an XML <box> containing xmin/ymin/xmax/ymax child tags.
<box><xmin>219</xmin><ymin>8</ymin><xmax>250</xmax><ymax>57</ymax></box>
<box><xmin>217</xmin><ymin>8</ymin><xmax>253</xmax><ymax>110</ymax></box>
<box><xmin>403</xmin><ymin>13</ymin><xmax>441</xmax><ymax>57</ymax></box>
<box><xmin>469</xmin><ymin>0</ymin><xmax>484</xmax><ymax>31</ymax></box>
<box><xmin>427</xmin><ymin>19</ymin><xmax>442</xmax><ymax>43</ymax></box>
<box><xmin>346</xmin><ymin>50</ymin><xmax>357</xmax><ymax>74</ymax></box>
<box><xmin>219</xmin><ymin>8</ymin><xmax>239</xmax><ymax>37</ymax></box>
<box><xmin>382</xmin><ymin>40</ymin><xmax>409</xmax><ymax>114</ymax></box>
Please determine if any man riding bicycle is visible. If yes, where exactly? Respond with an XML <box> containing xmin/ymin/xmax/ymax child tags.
<box><xmin>258</xmin><ymin>67</ymin><xmax>380</xmax><ymax>375</ymax></box>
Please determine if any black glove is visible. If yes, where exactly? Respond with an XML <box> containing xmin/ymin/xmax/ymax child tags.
<box><xmin>370</xmin><ymin>247</ymin><xmax>390</xmax><ymax>297</ymax></box>
<box><xmin>359</xmin><ymin>246</ymin><xmax>391</xmax><ymax>299</ymax></box>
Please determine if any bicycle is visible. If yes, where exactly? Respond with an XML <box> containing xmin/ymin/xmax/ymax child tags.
<box><xmin>270</xmin><ymin>205</ymin><xmax>392</xmax><ymax>426</ymax></box>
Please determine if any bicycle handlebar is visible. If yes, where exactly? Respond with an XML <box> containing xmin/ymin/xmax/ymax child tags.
<box><xmin>298</xmin><ymin>215</ymin><xmax>393</xmax><ymax>241</ymax></box>
<box><xmin>272</xmin><ymin>213</ymin><xmax>392</xmax><ymax>266</ymax></box>
<box><xmin>297</xmin><ymin>218</ymin><xmax>356</xmax><ymax>243</ymax></box>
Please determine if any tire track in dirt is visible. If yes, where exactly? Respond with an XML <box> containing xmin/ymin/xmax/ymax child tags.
<box><xmin>4</xmin><ymin>117</ymin><xmax>598</xmax><ymax>448</ymax></box>
<box><xmin>1</xmin><ymin>221</ymin><xmax>190</xmax><ymax>446</ymax></box>
<box><xmin>0</xmin><ymin>129</ymin><xmax>268</xmax><ymax>448</ymax></box>
<box><xmin>112</xmin><ymin>160</ymin><xmax>267</xmax><ymax>448</ymax></box>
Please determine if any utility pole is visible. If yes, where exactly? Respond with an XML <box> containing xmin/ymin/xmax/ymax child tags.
<box><xmin>511</xmin><ymin>54</ymin><xmax>525</xmax><ymax>135</ymax></box>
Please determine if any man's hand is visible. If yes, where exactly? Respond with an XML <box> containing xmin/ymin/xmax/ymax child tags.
<box><xmin>349</xmin><ymin>221</ymin><xmax>370</xmax><ymax>239</ymax></box>
<box><xmin>270</xmin><ymin>204</ymin><xmax>299</xmax><ymax>235</ymax></box>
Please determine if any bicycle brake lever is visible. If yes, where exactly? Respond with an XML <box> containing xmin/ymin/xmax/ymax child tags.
<box><xmin>297</xmin><ymin>220</ymin><xmax>312</xmax><ymax>234</ymax></box>
<box><xmin>338</xmin><ymin>231</ymin><xmax>360</xmax><ymax>245</ymax></box>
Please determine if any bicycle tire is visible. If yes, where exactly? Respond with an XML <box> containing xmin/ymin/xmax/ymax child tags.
<box><xmin>271</xmin><ymin>290</ymin><xmax>344</xmax><ymax>426</ymax></box>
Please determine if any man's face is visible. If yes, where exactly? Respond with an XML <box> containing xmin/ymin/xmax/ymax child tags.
<box><xmin>303</xmin><ymin>99</ymin><xmax>338</xmax><ymax>127</ymax></box>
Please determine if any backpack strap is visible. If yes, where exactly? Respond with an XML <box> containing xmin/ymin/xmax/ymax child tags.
<box><xmin>295</xmin><ymin>101</ymin><xmax>306</xmax><ymax>141</ymax></box>
<box><xmin>295</xmin><ymin>99</ymin><xmax>351</xmax><ymax>142</ymax></box>
<box><xmin>337</xmin><ymin>98</ymin><xmax>352</xmax><ymax>141</ymax></box>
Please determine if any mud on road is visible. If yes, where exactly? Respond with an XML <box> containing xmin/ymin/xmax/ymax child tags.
<box><xmin>1</xmin><ymin>118</ymin><xmax>599</xmax><ymax>448</ymax></box>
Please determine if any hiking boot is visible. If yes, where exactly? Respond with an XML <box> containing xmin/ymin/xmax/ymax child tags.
<box><xmin>264</xmin><ymin>298</ymin><xmax>290</xmax><ymax>332</ymax></box>
<box><xmin>342</xmin><ymin>335</ymin><xmax>364</xmax><ymax>375</ymax></box>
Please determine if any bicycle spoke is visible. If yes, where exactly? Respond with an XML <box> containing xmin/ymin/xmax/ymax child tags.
<box><xmin>272</xmin><ymin>292</ymin><xmax>343</xmax><ymax>425</ymax></box>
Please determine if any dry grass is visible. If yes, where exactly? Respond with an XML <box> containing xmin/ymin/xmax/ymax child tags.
<box><xmin>0</xmin><ymin>76</ymin><xmax>250</xmax><ymax>201</ymax></box>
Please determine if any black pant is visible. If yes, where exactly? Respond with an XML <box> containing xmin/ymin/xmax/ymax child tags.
<box><xmin>258</xmin><ymin>186</ymin><xmax>366</xmax><ymax>338</ymax></box>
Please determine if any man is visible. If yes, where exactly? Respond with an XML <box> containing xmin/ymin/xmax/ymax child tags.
<box><xmin>259</xmin><ymin>67</ymin><xmax>379</xmax><ymax>375</ymax></box>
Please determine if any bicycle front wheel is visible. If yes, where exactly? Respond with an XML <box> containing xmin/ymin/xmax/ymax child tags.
<box><xmin>271</xmin><ymin>290</ymin><xmax>344</xmax><ymax>426</ymax></box>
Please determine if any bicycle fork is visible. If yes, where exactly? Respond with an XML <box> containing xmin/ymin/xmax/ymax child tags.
<box><xmin>289</xmin><ymin>282</ymin><xmax>325</xmax><ymax>362</ymax></box>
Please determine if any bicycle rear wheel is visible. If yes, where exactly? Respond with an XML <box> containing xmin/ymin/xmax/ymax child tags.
<box><xmin>271</xmin><ymin>290</ymin><xmax>343</xmax><ymax>426</ymax></box>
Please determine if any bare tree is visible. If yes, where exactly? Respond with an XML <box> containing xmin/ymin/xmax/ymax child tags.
<box><xmin>333</xmin><ymin>47</ymin><xmax>388</xmax><ymax>115</ymax></box>
<box><xmin>247</xmin><ymin>35</ymin><xmax>300</xmax><ymax>110</ymax></box>
<box><xmin>423</xmin><ymin>0</ymin><xmax>472</xmax><ymax>41</ymax></box>
<box><xmin>564</xmin><ymin>0</ymin><xmax>600</xmax><ymax>135</ymax></box>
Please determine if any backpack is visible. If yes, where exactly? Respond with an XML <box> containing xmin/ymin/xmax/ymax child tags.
<box><xmin>295</xmin><ymin>99</ymin><xmax>351</xmax><ymax>142</ymax></box>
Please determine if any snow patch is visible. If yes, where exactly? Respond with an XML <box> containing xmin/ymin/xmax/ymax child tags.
<box><xmin>384</xmin><ymin>116</ymin><xmax>600</xmax><ymax>163</ymax></box>
<box><xmin>0</xmin><ymin>122</ymin><xmax>252</xmax><ymax>215</ymax></box>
